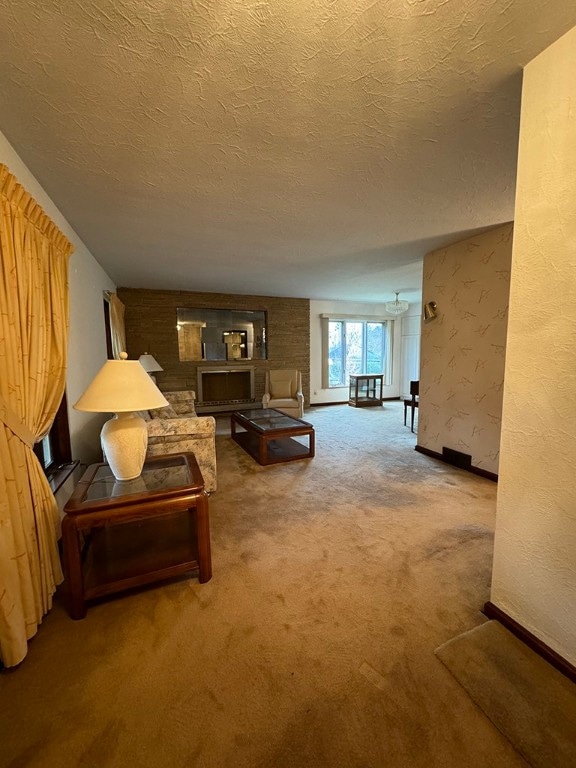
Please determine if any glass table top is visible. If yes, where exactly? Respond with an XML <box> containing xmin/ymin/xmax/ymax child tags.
<box><xmin>234</xmin><ymin>408</ymin><xmax>311</xmax><ymax>431</ymax></box>
<box><xmin>84</xmin><ymin>455</ymin><xmax>192</xmax><ymax>502</ymax></box>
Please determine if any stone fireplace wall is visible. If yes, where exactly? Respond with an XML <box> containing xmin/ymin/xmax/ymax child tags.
<box><xmin>118</xmin><ymin>288</ymin><xmax>311</xmax><ymax>408</ymax></box>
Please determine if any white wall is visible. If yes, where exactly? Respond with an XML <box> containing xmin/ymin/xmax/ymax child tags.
<box><xmin>0</xmin><ymin>130</ymin><xmax>116</xmax><ymax>464</ymax></box>
<box><xmin>490</xmin><ymin>27</ymin><xmax>576</xmax><ymax>665</ymax></box>
<box><xmin>419</xmin><ymin>224</ymin><xmax>512</xmax><ymax>475</ymax></box>
<box><xmin>400</xmin><ymin>314</ymin><xmax>421</xmax><ymax>397</ymax></box>
<box><xmin>309</xmin><ymin>299</ymin><xmax>420</xmax><ymax>404</ymax></box>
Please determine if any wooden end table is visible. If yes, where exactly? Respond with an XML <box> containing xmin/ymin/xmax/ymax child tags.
<box><xmin>61</xmin><ymin>452</ymin><xmax>211</xmax><ymax>619</ymax></box>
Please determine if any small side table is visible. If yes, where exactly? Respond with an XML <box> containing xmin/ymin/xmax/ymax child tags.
<box><xmin>348</xmin><ymin>374</ymin><xmax>384</xmax><ymax>407</ymax></box>
<box><xmin>61</xmin><ymin>452</ymin><xmax>211</xmax><ymax>619</ymax></box>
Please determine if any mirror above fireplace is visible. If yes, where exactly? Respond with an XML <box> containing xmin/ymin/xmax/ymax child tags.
<box><xmin>176</xmin><ymin>307</ymin><xmax>267</xmax><ymax>362</ymax></box>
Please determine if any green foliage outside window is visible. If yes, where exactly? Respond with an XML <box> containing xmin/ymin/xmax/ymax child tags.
<box><xmin>328</xmin><ymin>320</ymin><xmax>388</xmax><ymax>387</ymax></box>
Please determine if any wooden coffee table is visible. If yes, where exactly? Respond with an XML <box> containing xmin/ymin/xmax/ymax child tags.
<box><xmin>231</xmin><ymin>408</ymin><xmax>315</xmax><ymax>465</ymax></box>
<box><xmin>61</xmin><ymin>452</ymin><xmax>211</xmax><ymax>619</ymax></box>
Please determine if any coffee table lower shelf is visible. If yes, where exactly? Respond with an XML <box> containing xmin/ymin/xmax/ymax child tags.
<box><xmin>233</xmin><ymin>430</ymin><xmax>313</xmax><ymax>465</ymax></box>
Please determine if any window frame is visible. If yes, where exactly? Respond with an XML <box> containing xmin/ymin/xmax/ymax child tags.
<box><xmin>321</xmin><ymin>315</ymin><xmax>392</xmax><ymax>389</ymax></box>
<box><xmin>33</xmin><ymin>390</ymin><xmax>72</xmax><ymax>476</ymax></box>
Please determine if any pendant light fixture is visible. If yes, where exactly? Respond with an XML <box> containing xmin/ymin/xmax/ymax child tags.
<box><xmin>385</xmin><ymin>292</ymin><xmax>409</xmax><ymax>316</ymax></box>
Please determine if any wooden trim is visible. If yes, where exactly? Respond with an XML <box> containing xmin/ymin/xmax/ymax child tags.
<box><xmin>415</xmin><ymin>444</ymin><xmax>498</xmax><ymax>482</ymax></box>
<box><xmin>49</xmin><ymin>460</ymin><xmax>81</xmax><ymax>495</ymax></box>
<box><xmin>483</xmin><ymin>601</ymin><xmax>576</xmax><ymax>683</ymax></box>
<box><xmin>34</xmin><ymin>391</ymin><xmax>72</xmax><ymax>472</ymax></box>
<box><xmin>309</xmin><ymin>401</ymin><xmax>348</xmax><ymax>407</ymax></box>
<box><xmin>310</xmin><ymin>397</ymin><xmax>401</xmax><ymax>407</ymax></box>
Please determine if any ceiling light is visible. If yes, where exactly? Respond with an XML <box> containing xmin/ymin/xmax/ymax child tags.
<box><xmin>385</xmin><ymin>292</ymin><xmax>409</xmax><ymax>316</ymax></box>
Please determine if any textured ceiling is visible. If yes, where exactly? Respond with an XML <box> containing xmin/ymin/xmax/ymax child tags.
<box><xmin>0</xmin><ymin>1</ymin><xmax>575</xmax><ymax>303</ymax></box>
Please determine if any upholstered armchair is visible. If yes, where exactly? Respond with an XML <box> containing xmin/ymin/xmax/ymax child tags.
<box><xmin>142</xmin><ymin>390</ymin><xmax>217</xmax><ymax>493</ymax></box>
<box><xmin>262</xmin><ymin>369</ymin><xmax>304</xmax><ymax>418</ymax></box>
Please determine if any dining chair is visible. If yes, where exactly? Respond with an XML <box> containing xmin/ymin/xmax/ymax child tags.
<box><xmin>403</xmin><ymin>380</ymin><xmax>419</xmax><ymax>432</ymax></box>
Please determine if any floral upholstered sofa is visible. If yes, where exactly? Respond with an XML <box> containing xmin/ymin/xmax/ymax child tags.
<box><xmin>142</xmin><ymin>390</ymin><xmax>217</xmax><ymax>493</ymax></box>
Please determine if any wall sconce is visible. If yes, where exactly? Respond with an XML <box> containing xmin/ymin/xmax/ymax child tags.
<box><xmin>424</xmin><ymin>301</ymin><xmax>437</xmax><ymax>321</ymax></box>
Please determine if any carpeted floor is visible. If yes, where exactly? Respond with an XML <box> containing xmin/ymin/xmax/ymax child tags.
<box><xmin>435</xmin><ymin>620</ymin><xmax>576</xmax><ymax>768</ymax></box>
<box><xmin>0</xmin><ymin>403</ymin><xmax>535</xmax><ymax>767</ymax></box>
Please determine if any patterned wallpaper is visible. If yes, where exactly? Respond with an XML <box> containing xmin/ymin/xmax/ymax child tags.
<box><xmin>419</xmin><ymin>223</ymin><xmax>513</xmax><ymax>475</ymax></box>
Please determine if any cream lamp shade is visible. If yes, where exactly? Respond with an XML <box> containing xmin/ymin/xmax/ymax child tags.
<box><xmin>74</xmin><ymin>352</ymin><xmax>169</xmax><ymax>481</ymax></box>
<box><xmin>138</xmin><ymin>353</ymin><xmax>163</xmax><ymax>373</ymax></box>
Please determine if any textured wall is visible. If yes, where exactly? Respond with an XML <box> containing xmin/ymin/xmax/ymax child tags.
<box><xmin>491</xmin><ymin>27</ymin><xmax>576</xmax><ymax>665</ymax></box>
<box><xmin>419</xmin><ymin>225</ymin><xmax>512</xmax><ymax>474</ymax></box>
<box><xmin>118</xmin><ymin>288</ymin><xmax>310</xmax><ymax>407</ymax></box>
<box><xmin>2</xmin><ymin>2</ymin><xmax>576</xmax><ymax>302</ymax></box>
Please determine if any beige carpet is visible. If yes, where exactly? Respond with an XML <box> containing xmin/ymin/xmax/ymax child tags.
<box><xmin>435</xmin><ymin>620</ymin><xmax>576</xmax><ymax>768</ymax></box>
<box><xmin>0</xmin><ymin>403</ymin><xmax>535</xmax><ymax>767</ymax></box>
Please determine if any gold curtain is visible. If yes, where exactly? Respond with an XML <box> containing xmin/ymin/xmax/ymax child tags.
<box><xmin>0</xmin><ymin>164</ymin><xmax>73</xmax><ymax>667</ymax></box>
<box><xmin>109</xmin><ymin>293</ymin><xmax>126</xmax><ymax>359</ymax></box>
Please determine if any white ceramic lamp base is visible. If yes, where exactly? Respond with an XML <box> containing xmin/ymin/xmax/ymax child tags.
<box><xmin>101</xmin><ymin>412</ymin><xmax>149</xmax><ymax>481</ymax></box>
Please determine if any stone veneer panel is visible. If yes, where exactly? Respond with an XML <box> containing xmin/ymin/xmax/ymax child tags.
<box><xmin>419</xmin><ymin>224</ymin><xmax>512</xmax><ymax>474</ymax></box>
<box><xmin>118</xmin><ymin>288</ymin><xmax>310</xmax><ymax>407</ymax></box>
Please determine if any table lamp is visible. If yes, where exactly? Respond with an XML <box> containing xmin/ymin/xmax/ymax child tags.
<box><xmin>74</xmin><ymin>352</ymin><xmax>169</xmax><ymax>481</ymax></box>
<box><xmin>138</xmin><ymin>352</ymin><xmax>163</xmax><ymax>383</ymax></box>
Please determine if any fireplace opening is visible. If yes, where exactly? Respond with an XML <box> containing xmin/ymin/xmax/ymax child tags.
<box><xmin>197</xmin><ymin>366</ymin><xmax>256</xmax><ymax>412</ymax></box>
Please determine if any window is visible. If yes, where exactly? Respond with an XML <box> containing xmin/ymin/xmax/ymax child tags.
<box><xmin>34</xmin><ymin>391</ymin><xmax>72</xmax><ymax>475</ymax></box>
<box><xmin>324</xmin><ymin>318</ymin><xmax>391</xmax><ymax>388</ymax></box>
